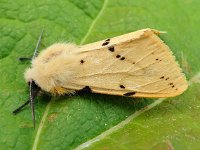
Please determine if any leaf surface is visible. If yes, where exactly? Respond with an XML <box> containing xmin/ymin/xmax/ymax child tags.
<box><xmin>0</xmin><ymin>0</ymin><xmax>199</xmax><ymax>150</ymax></box>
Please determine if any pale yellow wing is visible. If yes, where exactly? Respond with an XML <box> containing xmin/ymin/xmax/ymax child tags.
<box><xmin>67</xmin><ymin>28</ymin><xmax>188</xmax><ymax>98</ymax></box>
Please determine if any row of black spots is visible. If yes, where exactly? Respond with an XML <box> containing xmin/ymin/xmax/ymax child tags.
<box><xmin>169</xmin><ymin>82</ymin><xmax>177</xmax><ymax>89</ymax></box>
<box><xmin>107</xmin><ymin>45</ymin><xmax>126</xmax><ymax>61</ymax></box>
<box><xmin>160</xmin><ymin>76</ymin><xmax>170</xmax><ymax>80</ymax></box>
<box><xmin>107</xmin><ymin>44</ymin><xmax>135</xmax><ymax>63</ymax></box>
<box><xmin>169</xmin><ymin>83</ymin><xmax>174</xmax><ymax>88</ymax></box>
<box><xmin>119</xmin><ymin>85</ymin><xmax>137</xmax><ymax>96</ymax></box>
<box><xmin>115</xmin><ymin>54</ymin><xmax>125</xmax><ymax>60</ymax></box>
<box><xmin>160</xmin><ymin>76</ymin><xmax>164</xmax><ymax>79</ymax></box>
<box><xmin>155</xmin><ymin>58</ymin><xmax>162</xmax><ymax>62</ymax></box>
<box><xmin>79</xmin><ymin>85</ymin><xmax>138</xmax><ymax>97</ymax></box>
<box><xmin>165</xmin><ymin>77</ymin><xmax>169</xmax><ymax>81</ymax></box>
<box><xmin>150</xmin><ymin>50</ymin><xmax>162</xmax><ymax>62</ymax></box>
<box><xmin>102</xmin><ymin>38</ymin><xmax>110</xmax><ymax>46</ymax></box>
<box><xmin>159</xmin><ymin>77</ymin><xmax>178</xmax><ymax>90</ymax></box>
<box><xmin>159</xmin><ymin>76</ymin><xmax>177</xmax><ymax>90</ymax></box>
<box><xmin>160</xmin><ymin>76</ymin><xmax>173</xmax><ymax>85</ymax></box>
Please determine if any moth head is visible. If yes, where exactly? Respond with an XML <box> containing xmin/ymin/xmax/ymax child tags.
<box><xmin>24</xmin><ymin>59</ymin><xmax>58</xmax><ymax>93</ymax></box>
<box><xmin>24</xmin><ymin>63</ymin><xmax>43</xmax><ymax>89</ymax></box>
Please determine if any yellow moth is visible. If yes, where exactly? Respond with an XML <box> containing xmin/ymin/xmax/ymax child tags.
<box><xmin>13</xmin><ymin>28</ymin><xmax>188</xmax><ymax>127</ymax></box>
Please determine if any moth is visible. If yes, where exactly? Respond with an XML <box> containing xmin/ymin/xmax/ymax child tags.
<box><xmin>13</xmin><ymin>28</ymin><xmax>188</xmax><ymax>127</ymax></box>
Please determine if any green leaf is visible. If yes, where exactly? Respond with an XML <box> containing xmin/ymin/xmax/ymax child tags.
<box><xmin>0</xmin><ymin>0</ymin><xmax>199</xmax><ymax>150</ymax></box>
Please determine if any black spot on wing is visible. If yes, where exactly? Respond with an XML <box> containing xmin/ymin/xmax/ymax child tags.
<box><xmin>102</xmin><ymin>39</ymin><xmax>110</xmax><ymax>46</ymax></box>
<box><xmin>108</xmin><ymin>46</ymin><xmax>115</xmax><ymax>52</ymax></box>
<box><xmin>80</xmin><ymin>60</ymin><xmax>84</xmax><ymax>64</ymax></box>
<box><xmin>156</xmin><ymin>58</ymin><xmax>162</xmax><ymax>62</ymax></box>
<box><xmin>115</xmin><ymin>54</ymin><xmax>125</xmax><ymax>60</ymax></box>
<box><xmin>116</xmin><ymin>55</ymin><xmax>121</xmax><ymax>58</ymax></box>
<box><xmin>123</xmin><ymin>92</ymin><xmax>136</xmax><ymax>96</ymax></box>
<box><xmin>120</xmin><ymin>85</ymin><xmax>125</xmax><ymax>89</ymax></box>
<box><xmin>102</xmin><ymin>41</ymin><xmax>109</xmax><ymax>46</ymax></box>
<box><xmin>120</xmin><ymin>57</ymin><xmax>125</xmax><ymax>60</ymax></box>
<box><xmin>165</xmin><ymin>77</ymin><xmax>169</xmax><ymax>80</ymax></box>
<box><xmin>81</xmin><ymin>86</ymin><xmax>92</xmax><ymax>92</ymax></box>
<box><xmin>76</xmin><ymin>86</ymin><xmax>92</xmax><ymax>95</ymax></box>
<box><xmin>160</xmin><ymin>76</ymin><xmax>164</xmax><ymax>79</ymax></box>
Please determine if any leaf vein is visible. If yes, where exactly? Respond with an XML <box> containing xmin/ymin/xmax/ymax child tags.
<box><xmin>80</xmin><ymin>0</ymin><xmax>108</xmax><ymax>45</ymax></box>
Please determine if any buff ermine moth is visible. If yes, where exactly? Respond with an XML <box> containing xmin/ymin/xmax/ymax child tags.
<box><xmin>13</xmin><ymin>28</ymin><xmax>188</xmax><ymax>127</ymax></box>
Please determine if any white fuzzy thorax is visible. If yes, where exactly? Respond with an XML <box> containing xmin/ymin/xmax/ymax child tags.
<box><xmin>25</xmin><ymin>43</ymin><xmax>78</xmax><ymax>93</ymax></box>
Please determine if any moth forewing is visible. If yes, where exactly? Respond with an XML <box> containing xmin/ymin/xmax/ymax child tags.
<box><xmin>68</xmin><ymin>28</ymin><xmax>188</xmax><ymax>98</ymax></box>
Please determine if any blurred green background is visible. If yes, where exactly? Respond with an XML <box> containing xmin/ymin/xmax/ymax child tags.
<box><xmin>0</xmin><ymin>0</ymin><xmax>200</xmax><ymax>149</ymax></box>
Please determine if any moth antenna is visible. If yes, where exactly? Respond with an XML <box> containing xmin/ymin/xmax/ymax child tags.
<box><xmin>32</xmin><ymin>28</ymin><xmax>44</xmax><ymax>60</ymax></box>
<box><xmin>18</xmin><ymin>28</ymin><xmax>44</xmax><ymax>62</ymax></box>
<box><xmin>13</xmin><ymin>99</ymin><xmax>30</xmax><ymax>115</ymax></box>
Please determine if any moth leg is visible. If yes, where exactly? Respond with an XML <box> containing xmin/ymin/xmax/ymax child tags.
<box><xmin>78</xmin><ymin>86</ymin><xmax>92</xmax><ymax>93</ymax></box>
<box><xmin>18</xmin><ymin>57</ymin><xmax>32</xmax><ymax>62</ymax></box>
<box><xmin>13</xmin><ymin>99</ymin><xmax>30</xmax><ymax>115</ymax></box>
